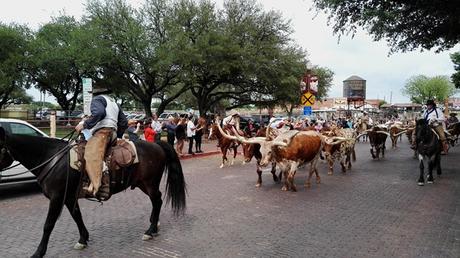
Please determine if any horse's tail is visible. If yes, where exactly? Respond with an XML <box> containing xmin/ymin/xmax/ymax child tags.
<box><xmin>157</xmin><ymin>141</ymin><xmax>186</xmax><ymax>215</ymax></box>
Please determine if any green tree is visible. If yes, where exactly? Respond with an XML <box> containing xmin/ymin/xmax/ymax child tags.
<box><xmin>312</xmin><ymin>0</ymin><xmax>460</xmax><ymax>53</ymax></box>
<box><xmin>451</xmin><ymin>52</ymin><xmax>460</xmax><ymax>88</ymax></box>
<box><xmin>86</xmin><ymin>0</ymin><xmax>188</xmax><ymax>117</ymax></box>
<box><xmin>401</xmin><ymin>75</ymin><xmax>457</xmax><ymax>104</ymax></box>
<box><xmin>26</xmin><ymin>16</ymin><xmax>93</xmax><ymax>114</ymax></box>
<box><xmin>0</xmin><ymin>23</ymin><xmax>33</xmax><ymax>109</ymax></box>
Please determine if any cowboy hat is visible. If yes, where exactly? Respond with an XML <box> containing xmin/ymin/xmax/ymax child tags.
<box><xmin>425</xmin><ymin>99</ymin><xmax>436</xmax><ymax>106</ymax></box>
<box><xmin>89</xmin><ymin>84</ymin><xmax>112</xmax><ymax>95</ymax></box>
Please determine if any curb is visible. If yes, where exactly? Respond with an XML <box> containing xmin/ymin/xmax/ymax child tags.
<box><xmin>179</xmin><ymin>151</ymin><xmax>221</xmax><ymax>160</ymax></box>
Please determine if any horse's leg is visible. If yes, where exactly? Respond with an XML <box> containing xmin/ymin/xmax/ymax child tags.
<box><xmin>65</xmin><ymin>200</ymin><xmax>89</xmax><ymax>250</ymax></box>
<box><xmin>220</xmin><ymin>147</ymin><xmax>227</xmax><ymax>168</ymax></box>
<box><xmin>435</xmin><ymin>153</ymin><xmax>442</xmax><ymax>176</ymax></box>
<box><xmin>140</xmin><ymin>187</ymin><xmax>162</xmax><ymax>240</ymax></box>
<box><xmin>427</xmin><ymin>156</ymin><xmax>435</xmax><ymax>184</ymax></box>
<box><xmin>32</xmin><ymin>197</ymin><xmax>64</xmax><ymax>258</ymax></box>
<box><xmin>418</xmin><ymin>154</ymin><xmax>425</xmax><ymax>186</ymax></box>
<box><xmin>231</xmin><ymin>146</ymin><xmax>237</xmax><ymax>166</ymax></box>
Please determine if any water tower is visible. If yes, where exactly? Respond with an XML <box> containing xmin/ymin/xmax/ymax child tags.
<box><xmin>343</xmin><ymin>75</ymin><xmax>366</xmax><ymax>109</ymax></box>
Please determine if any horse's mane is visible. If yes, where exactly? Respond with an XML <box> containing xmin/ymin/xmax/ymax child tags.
<box><xmin>9</xmin><ymin>133</ymin><xmax>68</xmax><ymax>149</ymax></box>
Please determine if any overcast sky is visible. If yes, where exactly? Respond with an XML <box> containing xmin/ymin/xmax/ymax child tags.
<box><xmin>1</xmin><ymin>0</ymin><xmax>458</xmax><ymax>104</ymax></box>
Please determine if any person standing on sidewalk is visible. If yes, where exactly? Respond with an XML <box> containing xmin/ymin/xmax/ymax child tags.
<box><xmin>163</xmin><ymin>116</ymin><xmax>177</xmax><ymax>146</ymax></box>
<box><xmin>151</xmin><ymin>114</ymin><xmax>162</xmax><ymax>143</ymax></box>
<box><xmin>175</xmin><ymin>117</ymin><xmax>186</xmax><ymax>156</ymax></box>
<box><xmin>143</xmin><ymin>118</ymin><xmax>156</xmax><ymax>143</ymax></box>
<box><xmin>194</xmin><ymin>116</ymin><xmax>206</xmax><ymax>153</ymax></box>
<box><xmin>186</xmin><ymin>115</ymin><xmax>196</xmax><ymax>155</ymax></box>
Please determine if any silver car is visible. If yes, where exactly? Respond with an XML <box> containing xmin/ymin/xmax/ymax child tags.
<box><xmin>0</xmin><ymin>118</ymin><xmax>48</xmax><ymax>186</ymax></box>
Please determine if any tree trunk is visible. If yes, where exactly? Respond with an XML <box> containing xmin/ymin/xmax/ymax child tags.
<box><xmin>141</xmin><ymin>99</ymin><xmax>153</xmax><ymax>118</ymax></box>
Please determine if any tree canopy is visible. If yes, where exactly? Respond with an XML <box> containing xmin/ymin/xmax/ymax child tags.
<box><xmin>1</xmin><ymin>0</ymin><xmax>336</xmax><ymax>116</ymax></box>
<box><xmin>0</xmin><ymin>23</ymin><xmax>33</xmax><ymax>109</ymax></box>
<box><xmin>312</xmin><ymin>0</ymin><xmax>460</xmax><ymax>53</ymax></box>
<box><xmin>401</xmin><ymin>75</ymin><xmax>457</xmax><ymax>104</ymax></box>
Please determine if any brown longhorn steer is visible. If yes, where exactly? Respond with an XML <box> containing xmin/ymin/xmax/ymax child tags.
<box><xmin>322</xmin><ymin>128</ymin><xmax>357</xmax><ymax>175</ymax></box>
<box><xmin>218</xmin><ymin>124</ymin><xmax>343</xmax><ymax>192</ymax></box>
<box><xmin>357</xmin><ymin>126</ymin><xmax>391</xmax><ymax>159</ymax></box>
<box><xmin>389</xmin><ymin>125</ymin><xmax>408</xmax><ymax>148</ymax></box>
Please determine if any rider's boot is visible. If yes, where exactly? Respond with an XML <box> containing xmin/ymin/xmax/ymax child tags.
<box><xmin>96</xmin><ymin>164</ymin><xmax>111</xmax><ymax>201</ymax></box>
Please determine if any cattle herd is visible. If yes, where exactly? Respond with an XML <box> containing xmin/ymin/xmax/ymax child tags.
<box><xmin>208</xmin><ymin>116</ymin><xmax>460</xmax><ymax>190</ymax></box>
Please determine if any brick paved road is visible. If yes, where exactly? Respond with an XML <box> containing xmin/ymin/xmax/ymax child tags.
<box><xmin>0</xmin><ymin>138</ymin><xmax>459</xmax><ymax>258</ymax></box>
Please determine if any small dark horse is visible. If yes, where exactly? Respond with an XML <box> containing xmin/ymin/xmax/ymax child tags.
<box><xmin>208</xmin><ymin>123</ymin><xmax>240</xmax><ymax>168</ymax></box>
<box><xmin>0</xmin><ymin>128</ymin><xmax>186</xmax><ymax>258</ymax></box>
<box><xmin>415</xmin><ymin>119</ymin><xmax>442</xmax><ymax>186</ymax></box>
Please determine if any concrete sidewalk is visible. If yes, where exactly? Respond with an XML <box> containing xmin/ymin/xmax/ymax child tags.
<box><xmin>175</xmin><ymin>138</ymin><xmax>223</xmax><ymax>160</ymax></box>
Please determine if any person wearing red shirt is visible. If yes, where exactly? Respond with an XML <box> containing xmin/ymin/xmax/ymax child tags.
<box><xmin>143</xmin><ymin>119</ymin><xmax>156</xmax><ymax>142</ymax></box>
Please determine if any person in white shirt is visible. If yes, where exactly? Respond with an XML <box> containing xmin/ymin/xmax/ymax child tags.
<box><xmin>423</xmin><ymin>99</ymin><xmax>448</xmax><ymax>153</ymax></box>
<box><xmin>186</xmin><ymin>115</ymin><xmax>196</xmax><ymax>154</ymax></box>
<box><xmin>150</xmin><ymin>114</ymin><xmax>163</xmax><ymax>143</ymax></box>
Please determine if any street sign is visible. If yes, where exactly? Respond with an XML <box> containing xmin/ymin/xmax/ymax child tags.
<box><xmin>82</xmin><ymin>78</ymin><xmax>93</xmax><ymax>116</ymax></box>
<box><xmin>300</xmin><ymin>92</ymin><xmax>315</xmax><ymax>106</ymax></box>
<box><xmin>303</xmin><ymin>106</ymin><xmax>312</xmax><ymax>115</ymax></box>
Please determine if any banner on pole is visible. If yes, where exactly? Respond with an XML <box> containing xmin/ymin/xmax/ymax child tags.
<box><xmin>82</xmin><ymin>78</ymin><xmax>93</xmax><ymax>116</ymax></box>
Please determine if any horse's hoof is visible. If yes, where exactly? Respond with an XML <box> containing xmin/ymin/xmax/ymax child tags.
<box><xmin>417</xmin><ymin>182</ymin><xmax>424</xmax><ymax>186</ymax></box>
<box><xmin>219</xmin><ymin>164</ymin><xmax>224</xmax><ymax>168</ymax></box>
<box><xmin>328</xmin><ymin>172</ymin><xmax>333</xmax><ymax>175</ymax></box>
<box><xmin>281</xmin><ymin>186</ymin><xmax>288</xmax><ymax>191</ymax></box>
<box><xmin>73</xmin><ymin>242</ymin><xmax>87</xmax><ymax>250</ymax></box>
<box><xmin>255</xmin><ymin>183</ymin><xmax>261</xmax><ymax>188</ymax></box>
<box><xmin>242</xmin><ymin>161</ymin><xmax>246</xmax><ymax>165</ymax></box>
<box><xmin>427</xmin><ymin>180</ymin><xmax>434</xmax><ymax>184</ymax></box>
<box><xmin>142</xmin><ymin>234</ymin><xmax>153</xmax><ymax>241</ymax></box>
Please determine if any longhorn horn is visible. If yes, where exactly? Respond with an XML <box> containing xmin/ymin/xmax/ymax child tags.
<box><xmin>272</xmin><ymin>140</ymin><xmax>288</xmax><ymax>147</ymax></box>
<box><xmin>393</xmin><ymin>130</ymin><xmax>408</xmax><ymax>137</ymax></box>
<box><xmin>216</xmin><ymin>121</ymin><xmax>266</xmax><ymax>144</ymax></box>
<box><xmin>376</xmin><ymin>131</ymin><xmax>391</xmax><ymax>137</ymax></box>
<box><xmin>356</xmin><ymin>132</ymin><xmax>368</xmax><ymax>140</ymax></box>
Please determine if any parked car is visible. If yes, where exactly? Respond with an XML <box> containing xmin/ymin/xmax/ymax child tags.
<box><xmin>158</xmin><ymin>111</ymin><xmax>187</xmax><ymax>123</ymax></box>
<box><xmin>0</xmin><ymin>119</ymin><xmax>48</xmax><ymax>187</ymax></box>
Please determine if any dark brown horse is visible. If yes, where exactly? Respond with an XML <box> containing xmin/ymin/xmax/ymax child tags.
<box><xmin>0</xmin><ymin>128</ymin><xmax>186</xmax><ymax>258</ymax></box>
<box><xmin>208</xmin><ymin>122</ymin><xmax>240</xmax><ymax>168</ymax></box>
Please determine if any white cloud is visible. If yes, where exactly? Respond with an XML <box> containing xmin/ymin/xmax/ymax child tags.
<box><xmin>1</xmin><ymin>0</ymin><xmax>458</xmax><ymax>104</ymax></box>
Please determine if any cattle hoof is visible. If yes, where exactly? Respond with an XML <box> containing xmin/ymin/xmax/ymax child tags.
<box><xmin>73</xmin><ymin>242</ymin><xmax>87</xmax><ymax>250</ymax></box>
<box><xmin>242</xmin><ymin>161</ymin><xmax>246</xmax><ymax>165</ymax></box>
<box><xmin>281</xmin><ymin>186</ymin><xmax>288</xmax><ymax>191</ymax></box>
<box><xmin>142</xmin><ymin>234</ymin><xmax>153</xmax><ymax>241</ymax></box>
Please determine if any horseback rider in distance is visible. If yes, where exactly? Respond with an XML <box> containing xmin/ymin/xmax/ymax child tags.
<box><xmin>222</xmin><ymin>111</ymin><xmax>244</xmax><ymax>136</ymax></box>
<box><xmin>75</xmin><ymin>84</ymin><xmax>128</xmax><ymax>200</ymax></box>
<box><xmin>412</xmin><ymin>99</ymin><xmax>449</xmax><ymax>154</ymax></box>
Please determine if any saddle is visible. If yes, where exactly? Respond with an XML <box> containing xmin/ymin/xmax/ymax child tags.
<box><xmin>70</xmin><ymin>139</ymin><xmax>139</xmax><ymax>200</ymax></box>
